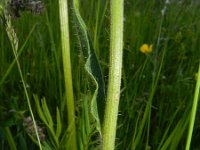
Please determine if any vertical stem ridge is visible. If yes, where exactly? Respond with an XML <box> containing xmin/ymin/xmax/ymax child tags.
<box><xmin>58</xmin><ymin>0</ymin><xmax>77</xmax><ymax>149</ymax></box>
<box><xmin>186</xmin><ymin>63</ymin><xmax>200</xmax><ymax>150</ymax></box>
<box><xmin>103</xmin><ymin>0</ymin><xmax>124</xmax><ymax>149</ymax></box>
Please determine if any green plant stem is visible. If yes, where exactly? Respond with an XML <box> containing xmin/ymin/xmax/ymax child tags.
<box><xmin>102</xmin><ymin>0</ymin><xmax>124</xmax><ymax>149</ymax></box>
<box><xmin>185</xmin><ymin>63</ymin><xmax>200</xmax><ymax>150</ymax></box>
<box><xmin>4</xmin><ymin>14</ymin><xmax>42</xmax><ymax>150</ymax></box>
<box><xmin>11</xmin><ymin>39</ymin><xmax>42</xmax><ymax>150</ymax></box>
<box><xmin>58</xmin><ymin>0</ymin><xmax>77</xmax><ymax>150</ymax></box>
<box><xmin>0</xmin><ymin>24</ymin><xmax>36</xmax><ymax>87</ymax></box>
<box><xmin>5</xmin><ymin>127</ymin><xmax>17</xmax><ymax>150</ymax></box>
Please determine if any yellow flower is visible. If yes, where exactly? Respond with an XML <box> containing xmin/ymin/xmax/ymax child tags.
<box><xmin>140</xmin><ymin>44</ymin><xmax>153</xmax><ymax>54</ymax></box>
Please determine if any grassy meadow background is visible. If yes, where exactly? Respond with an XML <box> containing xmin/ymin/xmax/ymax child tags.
<box><xmin>0</xmin><ymin>0</ymin><xmax>200</xmax><ymax>149</ymax></box>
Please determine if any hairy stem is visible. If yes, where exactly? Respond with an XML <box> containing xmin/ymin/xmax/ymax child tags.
<box><xmin>102</xmin><ymin>0</ymin><xmax>124</xmax><ymax>149</ymax></box>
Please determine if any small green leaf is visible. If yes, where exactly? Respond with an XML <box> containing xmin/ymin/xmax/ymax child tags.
<box><xmin>55</xmin><ymin>107</ymin><xmax>62</xmax><ymax>139</ymax></box>
<box><xmin>41</xmin><ymin>97</ymin><xmax>54</xmax><ymax>128</ymax></box>
<box><xmin>33</xmin><ymin>94</ymin><xmax>47</xmax><ymax>125</ymax></box>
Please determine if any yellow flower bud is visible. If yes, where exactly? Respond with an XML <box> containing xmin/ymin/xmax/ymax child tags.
<box><xmin>140</xmin><ymin>44</ymin><xmax>153</xmax><ymax>54</ymax></box>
